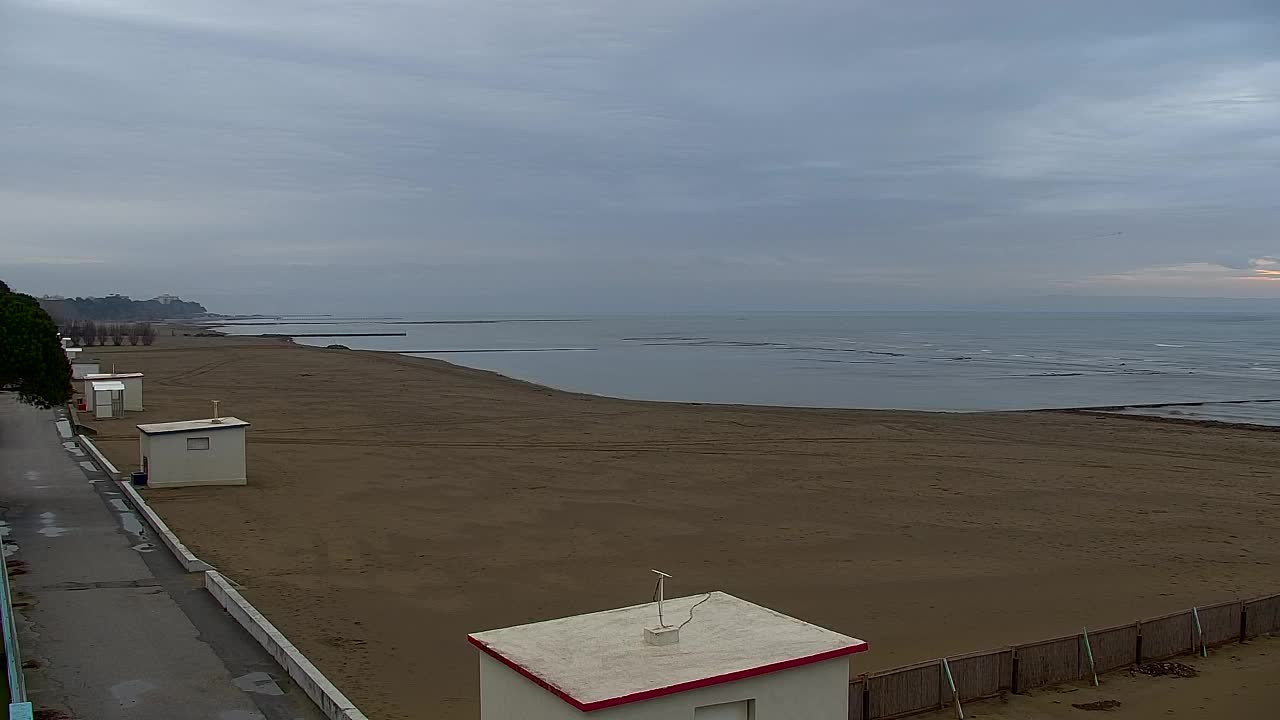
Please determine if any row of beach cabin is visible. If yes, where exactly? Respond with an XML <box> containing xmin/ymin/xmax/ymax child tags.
<box><xmin>64</xmin><ymin>343</ymin><xmax>145</xmax><ymax>420</ymax></box>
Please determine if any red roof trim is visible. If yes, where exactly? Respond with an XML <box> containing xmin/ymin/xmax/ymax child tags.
<box><xmin>468</xmin><ymin>635</ymin><xmax>869</xmax><ymax>712</ymax></box>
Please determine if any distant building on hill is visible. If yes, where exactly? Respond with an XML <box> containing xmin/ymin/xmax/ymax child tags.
<box><xmin>153</xmin><ymin>294</ymin><xmax>181</xmax><ymax>305</ymax></box>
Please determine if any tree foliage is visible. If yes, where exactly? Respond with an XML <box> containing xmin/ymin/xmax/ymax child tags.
<box><xmin>0</xmin><ymin>281</ymin><xmax>73</xmax><ymax>408</ymax></box>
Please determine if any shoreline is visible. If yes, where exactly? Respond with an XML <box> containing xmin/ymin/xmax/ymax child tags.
<box><xmin>75</xmin><ymin>331</ymin><xmax>1280</xmax><ymax>720</ymax></box>
<box><xmin>233</xmin><ymin>325</ymin><xmax>1280</xmax><ymax>424</ymax></box>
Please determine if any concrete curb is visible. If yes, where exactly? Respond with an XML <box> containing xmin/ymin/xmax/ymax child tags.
<box><xmin>115</xmin><ymin>480</ymin><xmax>214</xmax><ymax>573</ymax></box>
<box><xmin>205</xmin><ymin>571</ymin><xmax>370</xmax><ymax>720</ymax></box>
<box><xmin>75</xmin><ymin>434</ymin><xmax>120</xmax><ymax>480</ymax></box>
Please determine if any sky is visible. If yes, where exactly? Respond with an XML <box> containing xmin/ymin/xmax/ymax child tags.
<box><xmin>3</xmin><ymin>0</ymin><xmax>1279</xmax><ymax>314</ymax></box>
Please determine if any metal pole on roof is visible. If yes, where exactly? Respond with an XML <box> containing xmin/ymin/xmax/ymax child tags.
<box><xmin>651</xmin><ymin>570</ymin><xmax>672</xmax><ymax>628</ymax></box>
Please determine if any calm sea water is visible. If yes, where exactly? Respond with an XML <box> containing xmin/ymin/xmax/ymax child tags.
<box><xmin>215</xmin><ymin>312</ymin><xmax>1280</xmax><ymax>424</ymax></box>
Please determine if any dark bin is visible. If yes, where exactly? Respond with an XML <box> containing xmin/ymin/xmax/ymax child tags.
<box><xmin>130</xmin><ymin>471</ymin><xmax>147</xmax><ymax>486</ymax></box>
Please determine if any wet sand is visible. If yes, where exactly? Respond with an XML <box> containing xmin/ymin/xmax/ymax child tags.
<box><xmin>80</xmin><ymin>333</ymin><xmax>1280</xmax><ymax>720</ymax></box>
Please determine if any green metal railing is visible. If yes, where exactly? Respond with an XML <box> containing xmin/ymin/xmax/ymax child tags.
<box><xmin>1</xmin><ymin>547</ymin><xmax>31</xmax><ymax>719</ymax></box>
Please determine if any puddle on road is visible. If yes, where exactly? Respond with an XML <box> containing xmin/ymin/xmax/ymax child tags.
<box><xmin>38</xmin><ymin>511</ymin><xmax>69</xmax><ymax>538</ymax></box>
<box><xmin>233</xmin><ymin>671</ymin><xmax>284</xmax><ymax>696</ymax></box>
<box><xmin>110</xmin><ymin>678</ymin><xmax>157</xmax><ymax>705</ymax></box>
<box><xmin>55</xmin><ymin>420</ymin><xmax>73</xmax><ymax>439</ymax></box>
<box><xmin>108</xmin><ymin>499</ymin><xmax>129</xmax><ymax>513</ymax></box>
<box><xmin>119</xmin><ymin>511</ymin><xmax>146</xmax><ymax>537</ymax></box>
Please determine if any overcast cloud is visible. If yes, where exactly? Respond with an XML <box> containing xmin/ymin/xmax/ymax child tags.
<box><xmin>3</xmin><ymin>0</ymin><xmax>1279</xmax><ymax>313</ymax></box>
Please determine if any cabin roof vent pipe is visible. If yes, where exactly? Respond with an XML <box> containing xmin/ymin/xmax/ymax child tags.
<box><xmin>211</xmin><ymin>400</ymin><xmax>223</xmax><ymax>423</ymax></box>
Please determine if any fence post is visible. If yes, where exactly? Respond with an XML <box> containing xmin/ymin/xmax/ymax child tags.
<box><xmin>1191</xmin><ymin>607</ymin><xmax>1206</xmax><ymax>658</ymax></box>
<box><xmin>1135</xmin><ymin>624</ymin><xmax>1143</xmax><ymax>663</ymax></box>
<box><xmin>1081</xmin><ymin>627</ymin><xmax>1098</xmax><ymax>687</ymax></box>
<box><xmin>1010</xmin><ymin>650</ymin><xmax>1020</xmax><ymax>695</ymax></box>
<box><xmin>941</xmin><ymin>657</ymin><xmax>963</xmax><ymax>720</ymax></box>
<box><xmin>1240</xmin><ymin>603</ymin><xmax>1248</xmax><ymax>642</ymax></box>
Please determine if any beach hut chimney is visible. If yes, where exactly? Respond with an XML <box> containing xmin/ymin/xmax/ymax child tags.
<box><xmin>211</xmin><ymin>400</ymin><xmax>222</xmax><ymax>423</ymax></box>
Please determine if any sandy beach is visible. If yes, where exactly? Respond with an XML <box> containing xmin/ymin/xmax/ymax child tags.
<box><xmin>79</xmin><ymin>333</ymin><xmax>1280</xmax><ymax>720</ymax></box>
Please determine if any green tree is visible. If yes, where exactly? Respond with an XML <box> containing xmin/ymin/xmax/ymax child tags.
<box><xmin>0</xmin><ymin>281</ymin><xmax>73</xmax><ymax>408</ymax></box>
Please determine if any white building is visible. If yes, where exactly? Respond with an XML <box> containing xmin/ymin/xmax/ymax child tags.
<box><xmin>71</xmin><ymin>361</ymin><xmax>100</xmax><ymax>380</ymax></box>
<box><xmin>137</xmin><ymin>417</ymin><xmax>250</xmax><ymax>488</ymax></box>
<box><xmin>90</xmin><ymin>380</ymin><xmax>126</xmax><ymax>420</ymax></box>
<box><xmin>469</xmin><ymin>592</ymin><xmax>868</xmax><ymax>720</ymax></box>
<box><xmin>65</xmin><ymin>347</ymin><xmax>82</xmax><ymax>362</ymax></box>
<box><xmin>84</xmin><ymin>373</ymin><xmax>144</xmax><ymax>412</ymax></box>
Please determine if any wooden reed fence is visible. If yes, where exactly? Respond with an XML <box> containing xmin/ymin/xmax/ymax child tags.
<box><xmin>849</xmin><ymin>592</ymin><xmax>1280</xmax><ymax>719</ymax></box>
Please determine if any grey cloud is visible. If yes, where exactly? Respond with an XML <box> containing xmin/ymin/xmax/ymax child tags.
<box><xmin>3</xmin><ymin>1</ymin><xmax>1280</xmax><ymax>311</ymax></box>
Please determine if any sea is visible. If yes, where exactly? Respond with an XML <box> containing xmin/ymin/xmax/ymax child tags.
<box><xmin>213</xmin><ymin>312</ymin><xmax>1280</xmax><ymax>426</ymax></box>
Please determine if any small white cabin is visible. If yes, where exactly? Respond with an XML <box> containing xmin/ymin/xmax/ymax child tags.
<box><xmin>90</xmin><ymin>380</ymin><xmax>126</xmax><ymax>420</ymax></box>
<box><xmin>84</xmin><ymin>373</ymin><xmax>144</xmax><ymax>412</ymax></box>
<box><xmin>469</xmin><ymin>592</ymin><xmax>868</xmax><ymax>720</ymax></box>
<box><xmin>137</xmin><ymin>417</ymin><xmax>250</xmax><ymax>488</ymax></box>
<box><xmin>65</xmin><ymin>347</ymin><xmax>82</xmax><ymax>362</ymax></box>
<box><xmin>71</xmin><ymin>361</ymin><xmax>100</xmax><ymax>380</ymax></box>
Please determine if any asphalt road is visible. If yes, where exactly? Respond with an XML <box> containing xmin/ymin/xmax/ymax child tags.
<box><xmin>0</xmin><ymin>395</ymin><xmax>326</xmax><ymax>720</ymax></box>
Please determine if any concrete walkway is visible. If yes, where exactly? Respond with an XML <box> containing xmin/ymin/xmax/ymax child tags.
<box><xmin>0</xmin><ymin>395</ymin><xmax>326</xmax><ymax>720</ymax></box>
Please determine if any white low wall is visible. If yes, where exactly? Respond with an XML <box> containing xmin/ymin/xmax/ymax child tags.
<box><xmin>115</xmin><ymin>480</ymin><xmax>213</xmax><ymax>573</ymax></box>
<box><xmin>206</xmin><ymin>571</ymin><xmax>370</xmax><ymax>720</ymax></box>
<box><xmin>75</xmin><ymin>435</ymin><xmax>121</xmax><ymax>480</ymax></box>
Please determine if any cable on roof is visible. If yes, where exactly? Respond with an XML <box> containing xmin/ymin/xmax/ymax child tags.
<box><xmin>678</xmin><ymin>593</ymin><xmax>712</xmax><ymax>630</ymax></box>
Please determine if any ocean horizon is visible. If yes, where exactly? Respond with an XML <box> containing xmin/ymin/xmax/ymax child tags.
<box><xmin>215</xmin><ymin>311</ymin><xmax>1280</xmax><ymax>425</ymax></box>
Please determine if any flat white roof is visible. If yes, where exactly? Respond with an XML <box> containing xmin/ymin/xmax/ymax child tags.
<box><xmin>90</xmin><ymin>380</ymin><xmax>126</xmax><ymax>391</ymax></box>
<box><xmin>468</xmin><ymin>592</ymin><xmax>867</xmax><ymax>712</ymax></box>
<box><xmin>137</xmin><ymin>417</ymin><xmax>250</xmax><ymax>435</ymax></box>
<box><xmin>85</xmin><ymin>373</ymin><xmax>144</xmax><ymax>379</ymax></box>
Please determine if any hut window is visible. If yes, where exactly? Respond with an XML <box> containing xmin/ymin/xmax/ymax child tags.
<box><xmin>186</xmin><ymin>437</ymin><xmax>211</xmax><ymax>451</ymax></box>
<box><xmin>695</xmin><ymin>700</ymin><xmax>754</xmax><ymax>720</ymax></box>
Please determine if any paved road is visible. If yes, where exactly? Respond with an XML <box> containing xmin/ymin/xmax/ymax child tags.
<box><xmin>0</xmin><ymin>395</ymin><xmax>326</xmax><ymax>720</ymax></box>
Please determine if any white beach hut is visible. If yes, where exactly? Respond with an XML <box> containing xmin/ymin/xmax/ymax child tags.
<box><xmin>83</xmin><ymin>373</ymin><xmax>144</xmax><ymax>412</ymax></box>
<box><xmin>137</xmin><ymin>416</ymin><xmax>250</xmax><ymax>488</ymax></box>
<box><xmin>90</xmin><ymin>380</ymin><xmax>126</xmax><ymax>420</ymax></box>
<box><xmin>71</xmin><ymin>361</ymin><xmax>100</xmax><ymax>380</ymax></box>
<box><xmin>65</xmin><ymin>347</ymin><xmax>82</xmax><ymax>362</ymax></box>
<box><xmin>469</xmin><ymin>591</ymin><xmax>868</xmax><ymax>720</ymax></box>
